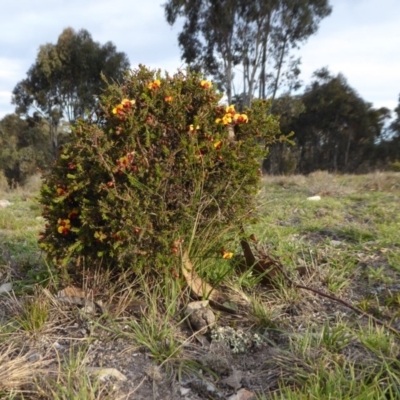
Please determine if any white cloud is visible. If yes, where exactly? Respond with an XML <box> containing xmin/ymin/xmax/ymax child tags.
<box><xmin>295</xmin><ymin>0</ymin><xmax>400</xmax><ymax>111</ymax></box>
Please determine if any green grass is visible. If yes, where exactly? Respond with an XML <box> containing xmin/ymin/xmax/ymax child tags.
<box><xmin>1</xmin><ymin>172</ymin><xmax>400</xmax><ymax>399</ymax></box>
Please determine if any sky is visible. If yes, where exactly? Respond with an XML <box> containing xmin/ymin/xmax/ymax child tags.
<box><xmin>0</xmin><ymin>0</ymin><xmax>399</xmax><ymax>120</ymax></box>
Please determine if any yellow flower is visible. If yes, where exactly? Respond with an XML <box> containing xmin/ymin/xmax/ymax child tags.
<box><xmin>213</xmin><ymin>140</ymin><xmax>222</xmax><ymax>150</ymax></box>
<box><xmin>234</xmin><ymin>113</ymin><xmax>248</xmax><ymax>124</ymax></box>
<box><xmin>113</xmin><ymin>99</ymin><xmax>135</xmax><ymax>115</ymax></box>
<box><xmin>148</xmin><ymin>79</ymin><xmax>161</xmax><ymax>90</ymax></box>
<box><xmin>57</xmin><ymin>219</ymin><xmax>71</xmax><ymax>235</ymax></box>
<box><xmin>121</xmin><ymin>98</ymin><xmax>135</xmax><ymax>107</ymax></box>
<box><xmin>189</xmin><ymin>124</ymin><xmax>200</xmax><ymax>132</ymax></box>
<box><xmin>165</xmin><ymin>95</ymin><xmax>173</xmax><ymax>102</ymax></box>
<box><xmin>112</xmin><ymin>104</ymin><xmax>124</xmax><ymax>115</ymax></box>
<box><xmin>215</xmin><ymin>118</ymin><xmax>222</xmax><ymax>124</ymax></box>
<box><xmin>222</xmin><ymin>114</ymin><xmax>232</xmax><ymax>125</ymax></box>
<box><xmin>222</xmin><ymin>251</ymin><xmax>233</xmax><ymax>260</ymax></box>
<box><xmin>226</xmin><ymin>105</ymin><xmax>236</xmax><ymax>115</ymax></box>
<box><xmin>200</xmin><ymin>80</ymin><xmax>212</xmax><ymax>89</ymax></box>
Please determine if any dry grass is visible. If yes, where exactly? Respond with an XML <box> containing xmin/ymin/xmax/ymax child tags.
<box><xmin>0</xmin><ymin>344</ymin><xmax>50</xmax><ymax>393</ymax></box>
<box><xmin>0</xmin><ymin>173</ymin><xmax>43</xmax><ymax>198</ymax></box>
<box><xmin>1</xmin><ymin>171</ymin><xmax>400</xmax><ymax>399</ymax></box>
<box><xmin>263</xmin><ymin>170</ymin><xmax>400</xmax><ymax>196</ymax></box>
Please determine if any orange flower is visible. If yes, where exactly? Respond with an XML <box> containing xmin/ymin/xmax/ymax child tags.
<box><xmin>57</xmin><ymin>219</ymin><xmax>71</xmax><ymax>235</ymax></box>
<box><xmin>112</xmin><ymin>104</ymin><xmax>124</xmax><ymax>115</ymax></box>
<box><xmin>222</xmin><ymin>251</ymin><xmax>233</xmax><ymax>260</ymax></box>
<box><xmin>200</xmin><ymin>80</ymin><xmax>212</xmax><ymax>89</ymax></box>
<box><xmin>68</xmin><ymin>209</ymin><xmax>79</xmax><ymax>219</ymax></box>
<box><xmin>121</xmin><ymin>98</ymin><xmax>135</xmax><ymax>108</ymax></box>
<box><xmin>148</xmin><ymin>79</ymin><xmax>161</xmax><ymax>90</ymax></box>
<box><xmin>234</xmin><ymin>113</ymin><xmax>248</xmax><ymax>124</ymax></box>
<box><xmin>225</xmin><ymin>105</ymin><xmax>236</xmax><ymax>115</ymax></box>
<box><xmin>165</xmin><ymin>95</ymin><xmax>173</xmax><ymax>102</ymax></box>
<box><xmin>117</xmin><ymin>155</ymin><xmax>129</xmax><ymax>168</ymax></box>
<box><xmin>213</xmin><ymin>140</ymin><xmax>222</xmax><ymax>150</ymax></box>
<box><xmin>112</xmin><ymin>99</ymin><xmax>135</xmax><ymax>116</ymax></box>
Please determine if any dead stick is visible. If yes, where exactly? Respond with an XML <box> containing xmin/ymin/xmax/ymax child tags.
<box><xmin>272</xmin><ymin>256</ymin><xmax>400</xmax><ymax>337</ymax></box>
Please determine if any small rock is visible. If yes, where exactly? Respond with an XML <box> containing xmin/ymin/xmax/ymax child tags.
<box><xmin>27</xmin><ymin>352</ymin><xmax>41</xmax><ymax>362</ymax></box>
<box><xmin>221</xmin><ymin>369</ymin><xmax>243</xmax><ymax>390</ymax></box>
<box><xmin>185</xmin><ymin>301</ymin><xmax>215</xmax><ymax>333</ymax></box>
<box><xmin>0</xmin><ymin>200</ymin><xmax>12</xmax><ymax>208</ymax></box>
<box><xmin>180</xmin><ymin>387</ymin><xmax>191</xmax><ymax>395</ymax></box>
<box><xmin>145</xmin><ymin>365</ymin><xmax>163</xmax><ymax>382</ymax></box>
<box><xmin>202</xmin><ymin>353</ymin><xmax>232</xmax><ymax>375</ymax></box>
<box><xmin>87</xmin><ymin>367</ymin><xmax>127</xmax><ymax>382</ymax></box>
<box><xmin>0</xmin><ymin>282</ymin><xmax>12</xmax><ymax>294</ymax></box>
<box><xmin>307</xmin><ymin>195</ymin><xmax>321</xmax><ymax>201</ymax></box>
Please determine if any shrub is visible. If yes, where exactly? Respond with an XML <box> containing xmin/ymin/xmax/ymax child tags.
<box><xmin>39</xmin><ymin>65</ymin><xmax>284</xmax><ymax>274</ymax></box>
<box><xmin>388</xmin><ymin>160</ymin><xmax>400</xmax><ymax>172</ymax></box>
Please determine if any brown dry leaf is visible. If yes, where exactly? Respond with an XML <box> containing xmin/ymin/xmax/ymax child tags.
<box><xmin>240</xmin><ymin>239</ymin><xmax>283</xmax><ymax>285</ymax></box>
<box><xmin>57</xmin><ymin>286</ymin><xmax>88</xmax><ymax>300</ymax></box>
<box><xmin>56</xmin><ymin>286</ymin><xmax>98</xmax><ymax>313</ymax></box>
<box><xmin>181</xmin><ymin>251</ymin><xmax>249</xmax><ymax>314</ymax></box>
<box><xmin>87</xmin><ymin>367</ymin><xmax>127</xmax><ymax>382</ymax></box>
<box><xmin>181</xmin><ymin>251</ymin><xmax>219</xmax><ymax>301</ymax></box>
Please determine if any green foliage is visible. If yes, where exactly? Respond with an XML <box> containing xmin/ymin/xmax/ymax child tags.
<box><xmin>273</xmin><ymin>68</ymin><xmax>391</xmax><ymax>174</ymax></box>
<box><xmin>12</xmin><ymin>27</ymin><xmax>130</xmax><ymax>155</ymax></box>
<box><xmin>388</xmin><ymin>160</ymin><xmax>400</xmax><ymax>172</ymax></box>
<box><xmin>0</xmin><ymin>114</ymin><xmax>52</xmax><ymax>186</ymax></box>
<box><xmin>39</xmin><ymin>66</ymin><xmax>283</xmax><ymax>273</ymax></box>
<box><xmin>390</xmin><ymin>94</ymin><xmax>400</xmax><ymax>138</ymax></box>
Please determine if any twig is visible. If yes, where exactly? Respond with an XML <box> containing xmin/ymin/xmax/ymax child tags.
<box><xmin>248</xmin><ymin>240</ymin><xmax>400</xmax><ymax>337</ymax></box>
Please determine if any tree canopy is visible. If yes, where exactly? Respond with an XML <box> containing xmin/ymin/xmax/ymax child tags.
<box><xmin>12</xmin><ymin>27</ymin><xmax>130</xmax><ymax>153</ymax></box>
<box><xmin>164</xmin><ymin>0</ymin><xmax>332</xmax><ymax>106</ymax></box>
<box><xmin>0</xmin><ymin>113</ymin><xmax>52</xmax><ymax>186</ymax></box>
<box><xmin>265</xmin><ymin>68</ymin><xmax>392</xmax><ymax>174</ymax></box>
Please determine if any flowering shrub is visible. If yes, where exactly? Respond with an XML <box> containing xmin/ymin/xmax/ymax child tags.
<box><xmin>39</xmin><ymin>65</ymin><xmax>283</xmax><ymax>273</ymax></box>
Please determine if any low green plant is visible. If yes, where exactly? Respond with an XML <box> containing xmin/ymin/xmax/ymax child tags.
<box><xmin>36</xmin><ymin>347</ymin><xmax>113</xmax><ymax>400</ymax></box>
<box><xmin>318</xmin><ymin>321</ymin><xmax>352</xmax><ymax>352</ymax></box>
<box><xmin>123</xmin><ymin>308</ymin><xmax>182</xmax><ymax>364</ymax></box>
<box><xmin>39</xmin><ymin>65</ymin><xmax>283</xmax><ymax>275</ymax></box>
<box><xmin>388</xmin><ymin>160</ymin><xmax>400</xmax><ymax>172</ymax></box>
<box><xmin>356</xmin><ymin>322</ymin><xmax>397</xmax><ymax>357</ymax></box>
<box><xmin>13</xmin><ymin>293</ymin><xmax>49</xmax><ymax>333</ymax></box>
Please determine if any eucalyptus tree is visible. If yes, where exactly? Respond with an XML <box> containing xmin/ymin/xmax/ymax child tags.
<box><xmin>287</xmin><ymin>69</ymin><xmax>391</xmax><ymax>173</ymax></box>
<box><xmin>164</xmin><ymin>0</ymin><xmax>331</xmax><ymax>106</ymax></box>
<box><xmin>12</xmin><ymin>27</ymin><xmax>130</xmax><ymax>154</ymax></box>
<box><xmin>0</xmin><ymin>114</ymin><xmax>52</xmax><ymax>186</ymax></box>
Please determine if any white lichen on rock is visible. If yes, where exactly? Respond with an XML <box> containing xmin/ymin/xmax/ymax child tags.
<box><xmin>210</xmin><ymin>326</ymin><xmax>265</xmax><ymax>354</ymax></box>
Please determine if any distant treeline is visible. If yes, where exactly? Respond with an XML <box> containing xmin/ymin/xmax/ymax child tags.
<box><xmin>264</xmin><ymin>69</ymin><xmax>400</xmax><ymax>175</ymax></box>
<box><xmin>1</xmin><ymin>3</ymin><xmax>400</xmax><ymax>186</ymax></box>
